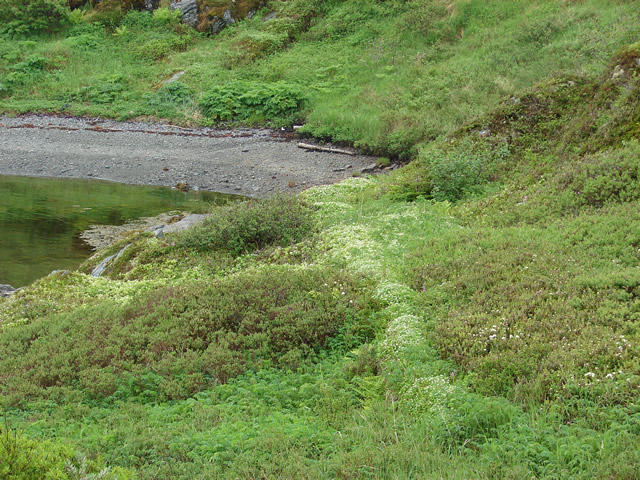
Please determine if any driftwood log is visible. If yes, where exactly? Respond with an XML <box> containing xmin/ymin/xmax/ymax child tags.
<box><xmin>297</xmin><ymin>142</ymin><xmax>355</xmax><ymax>156</ymax></box>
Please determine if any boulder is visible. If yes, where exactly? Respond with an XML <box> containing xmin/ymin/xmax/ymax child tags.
<box><xmin>91</xmin><ymin>245</ymin><xmax>130</xmax><ymax>277</ymax></box>
<box><xmin>171</xmin><ymin>0</ymin><xmax>199</xmax><ymax>28</ymax></box>
<box><xmin>195</xmin><ymin>0</ymin><xmax>265</xmax><ymax>33</ymax></box>
<box><xmin>144</xmin><ymin>0</ymin><xmax>160</xmax><ymax>11</ymax></box>
<box><xmin>0</xmin><ymin>284</ymin><xmax>16</xmax><ymax>298</ymax></box>
<box><xmin>148</xmin><ymin>213</ymin><xmax>209</xmax><ymax>238</ymax></box>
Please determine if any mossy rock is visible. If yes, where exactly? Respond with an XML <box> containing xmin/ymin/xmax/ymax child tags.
<box><xmin>85</xmin><ymin>0</ymin><xmax>146</xmax><ymax>25</ymax></box>
<box><xmin>196</xmin><ymin>0</ymin><xmax>265</xmax><ymax>32</ymax></box>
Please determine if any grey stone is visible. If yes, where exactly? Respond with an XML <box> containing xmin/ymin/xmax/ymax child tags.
<box><xmin>210</xmin><ymin>9</ymin><xmax>235</xmax><ymax>34</ymax></box>
<box><xmin>223</xmin><ymin>9</ymin><xmax>235</xmax><ymax>25</ymax></box>
<box><xmin>171</xmin><ymin>0</ymin><xmax>199</xmax><ymax>29</ymax></box>
<box><xmin>149</xmin><ymin>225</ymin><xmax>166</xmax><ymax>239</ymax></box>
<box><xmin>210</xmin><ymin>18</ymin><xmax>226</xmax><ymax>34</ymax></box>
<box><xmin>91</xmin><ymin>245</ymin><xmax>130</xmax><ymax>277</ymax></box>
<box><xmin>163</xmin><ymin>71</ymin><xmax>185</xmax><ymax>85</ymax></box>
<box><xmin>361</xmin><ymin>163</ymin><xmax>377</xmax><ymax>173</ymax></box>
<box><xmin>49</xmin><ymin>270</ymin><xmax>70</xmax><ymax>277</ymax></box>
<box><xmin>144</xmin><ymin>0</ymin><xmax>159</xmax><ymax>12</ymax></box>
<box><xmin>160</xmin><ymin>214</ymin><xmax>209</xmax><ymax>234</ymax></box>
<box><xmin>264</xmin><ymin>12</ymin><xmax>277</xmax><ymax>21</ymax></box>
<box><xmin>612</xmin><ymin>65</ymin><xmax>625</xmax><ymax>80</ymax></box>
<box><xmin>0</xmin><ymin>284</ymin><xmax>16</xmax><ymax>298</ymax></box>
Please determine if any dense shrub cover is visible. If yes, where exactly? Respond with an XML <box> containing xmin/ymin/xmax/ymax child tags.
<box><xmin>199</xmin><ymin>80</ymin><xmax>307</xmax><ymax>125</ymax></box>
<box><xmin>0</xmin><ymin>0</ymin><xmax>70</xmax><ymax>36</ymax></box>
<box><xmin>2</xmin><ymin>1</ymin><xmax>640</xmax><ymax>478</ymax></box>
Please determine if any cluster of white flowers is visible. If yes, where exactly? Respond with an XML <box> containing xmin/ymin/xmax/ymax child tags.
<box><xmin>310</xmin><ymin>201</ymin><xmax>353</xmax><ymax>220</ymax></box>
<box><xmin>1</xmin><ymin>273</ymin><xmax>162</xmax><ymax>327</ymax></box>
<box><xmin>320</xmin><ymin>224</ymin><xmax>383</xmax><ymax>274</ymax></box>
<box><xmin>615</xmin><ymin>335</ymin><xmax>631</xmax><ymax>357</ymax></box>
<box><xmin>126</xmin><ymin>259</ymin><xmax>207</xmax><ymax>282</ymax></box>
<box><xmin>374</xmin><ymin>280</ymin><xmax>417</xmax><ymax>307</ymax></box>
<box><xmin>400</xmin><ymin>375</ymin><xmax>462</xmax><ymax>415</ymax></box>
<box><xmin>379</xmin><ymin>314</ymin><xmax>425</xmax><ymax>360</ymax></box>
<box><xmin>68</xmin><ymin>275</ymin><xmax>160</xmax><ymax>305</ymax></box>
<box><xmin>302</xmin><ymin>177</ymin><xmax>375</xmax><ymax>204</ymax></box>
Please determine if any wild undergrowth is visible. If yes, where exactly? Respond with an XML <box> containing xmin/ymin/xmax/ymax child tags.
<box><xmin>2</xmin><ymin>1</ymin><xmax>640</xmax><ymax>478</ymax></box>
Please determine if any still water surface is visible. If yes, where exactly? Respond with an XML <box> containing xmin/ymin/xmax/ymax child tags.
<box><xmin>0</xmin><ymin>175</ymin><xmax>232</xmax><ymax>287</ymax></box>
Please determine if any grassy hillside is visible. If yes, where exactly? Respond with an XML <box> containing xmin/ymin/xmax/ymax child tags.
<box><xmin>2</xmin><ymin>0</ymin><xmax>640</xmax><ymax>478</ymax></box>
<box><xmin>1</xmin><ymin>0</ymin><xmax>639</xmax><ymax>156</ymax></box>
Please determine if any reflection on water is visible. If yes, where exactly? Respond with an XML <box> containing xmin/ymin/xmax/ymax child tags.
<box><xmin>0</xmin><ymin>175</ymin><xmax>233</xmax><ymax>287</ymax></box>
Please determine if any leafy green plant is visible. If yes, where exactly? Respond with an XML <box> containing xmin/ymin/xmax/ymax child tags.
<box><xmin>151</xmin><ymin>7</ymin><xmax>182</xmax><ymax>26</ymax></box>
<box><xmin>0</xmin><ymin>264</ymin><xmax>370</xmax><ymax>402</ymax></box>
<box><xmin>177</xmin><ymin>193</ymin><xmax>315</xmax><ymax>255</ymax></box>
<box><xmin>77</xmin><ymin>74</ymin><xmax>128</xmax><ymax>103</ymax></box>
<box><xmin>134</xmin><ymin>38</ymin><xmax>171</xmax><ymax>61</ymax></box>
<box><xmin>0</xmin><ymin>0</ymin><xmax>70</xmax><ymax>36</ymax></box>
<box><xmin>146</xmin><ymin>81</ymin><xmax>196</xmax><ymax>116</ymax></box>
<box><xmin>0</xmin><ymin>417</ymin><xmax>71</xmax><ymax>479</ymax></box>
<box><xmin>199</xmin><ymin>80</ymin><xmax>307</xmax><ymax>125</ymax></box>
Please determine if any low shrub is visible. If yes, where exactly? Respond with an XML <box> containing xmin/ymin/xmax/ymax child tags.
<box><xmin>135</xmin><ymin>38</ymin><xmax>172</xmax><ymax>60</ymax></box>
<box><xmin>199</xmin><ymin>80</ymin><xmax>307</xmax><ymax>125</ymax></box>
<box><xmin>0</xmin><ymin>421</ymin><xmax>132</xmax><ymax>479</ymax></box>
<box><xmin>387</xmin><ymin>139</ymin><xmax>509</xmax><ymax>202</ymax></box>
<box><xmin>146</xmin><ymin>81</ymin><xmax>196</xmax><ymax>116</ymax></box>
<box><xmin>0</xmin><ymin>0</ymin><xmax>70</xmax><ymax>36</ymax></box>
<box><xmin>176</xmin><ymin>193</ymin><xmax>315</xmax><ymax>255</ymax></box>
<box><xmin>77</xmin><ymin>73</ymin><xmax>128</xmax><ymax>103</ymax></box>
<box><xmin>0</xmin><ymin>265</ymin><xmax>370</xmax><ymax>403</ymax></box>
<box><xmin>223</xmin><ymin>30</ymin><xmax>289</xmax><ymax>67</ymax></box>
<box><xmin>400</xmin><ymin>0</ymin><xmax>465</xmax><ymax>44</ymax></box>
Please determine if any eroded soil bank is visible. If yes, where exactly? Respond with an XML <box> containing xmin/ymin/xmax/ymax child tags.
<box><xmin>0</xmin><ymin>114</ymin><xmax>379</xmax><ymax>197</ymax></box>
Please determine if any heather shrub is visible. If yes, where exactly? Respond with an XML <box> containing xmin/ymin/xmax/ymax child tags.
<box><xmin>176</xmin><ymin>193</ymin><xmax>315</xmax><ymax>256</ymax></box>
<box><xmin>0</xmin><ymin>265</ymin><xmax>370</xmax><ymax>402</ymax></box>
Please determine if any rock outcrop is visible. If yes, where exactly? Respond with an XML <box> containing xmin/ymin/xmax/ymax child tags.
<box><xmin>147</xmin><ymin>213</ymin><xmax>209</xmax><ymax>238</ymax></box>
<box><xmin>91</xmin><ymin>245</ymin><xmax>130</xmax><ymax>277</ymax></box>
<box><xmin>0</xmin><ymin>284</ymin><xmax>17</xmax><ymax>298</ymax></box>
<box><xmin>170</xmin><ymin>0</ymin><xmax>265</xmax><ymax>33</ymax></box>
<box><xmin>170</xmin><ymin>0</ymin><xmax>199</xmax><ymax>28</ymax></box>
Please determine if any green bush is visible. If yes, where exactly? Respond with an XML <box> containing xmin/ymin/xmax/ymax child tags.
<box><xmin>401</xmin><ymin>0</ymin><xmax>463</xmax><ymax>43</ymax></box>
<box><xmin>394</xmin><ymin>139</ymin><xmax>509</xmax><ymax>202</ymax></box>
<box><xmin>0</xmin><ymin>421</ymin><xmax>136</xmax><ymax>479</ymax></box>
<box><xmin>223</xmin><ymin>30</ymin><xmax>289</xmax><ymax>67</ymax></box>
<box><xmin>0</xmin><ymin>423</ymin><xmax>70</xmax><ymax>479</ymax></box>
<box><xmin>146</xmin><ymin>81</ymin><xmax>196</xmax><ymax>116</ymax></box>
<box><xmin>177</xmin><ymin>194</ymin><xmax>315</xmax><ymax>255</ymax></box>
<box><xmin>135</xmin><ymin>38</ymin><xmax>172</xmax><ymax>60</ymax></box>
<box><xmin>0</xmin><ymin>0</ymin><xmax>70</xmax><ymax>36</ymax></box>
<box><xmin>77</xmin><ymin>74</ymin><xmax>128</xmax><ymax>104</ymax></box>
<box><xmin>199</xmin><ymin>80</ymin><xmax>307</xmax><ymax>125</ymax></box>
<box><xmin>0</xmin><ymin>52</ymin><xmax>54</xmax><ymax>96</ymax></box>
<box><xmin>151</xmin><ymin>7</ymin><xmax>182</xmax><ymax>26</ymax></box>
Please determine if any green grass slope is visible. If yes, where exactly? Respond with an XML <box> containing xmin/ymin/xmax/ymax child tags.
<box><xmin>2</xmin><ymin>1</ymin><xmax>640</xmax><ymax>478</ymax></box>
<box><xmin>1</xmin><ymin>0</ymin><xmax>639</xmax><ymax>156</ymax></box>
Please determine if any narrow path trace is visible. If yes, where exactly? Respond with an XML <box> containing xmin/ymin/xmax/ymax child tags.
<box><xmin>0</xmin><ymin>115</ymin><xmax>377</xmax><ymax>197</ymax></box>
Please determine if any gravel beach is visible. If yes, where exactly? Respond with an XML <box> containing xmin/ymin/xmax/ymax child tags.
<box><xmin>0</xmin><ymin>114</ymin><xmax>377</xmax><ymax>197</ymax></box>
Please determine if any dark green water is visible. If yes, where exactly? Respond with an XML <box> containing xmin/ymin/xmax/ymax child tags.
<box><xmin>0</xmin><ymin>175</ymin><xmax>232</xmax><ymax>287</ymax></box>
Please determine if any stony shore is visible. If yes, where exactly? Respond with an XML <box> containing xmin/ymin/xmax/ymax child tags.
<box><xmin>0</xmin><ymin>114</ymin><xmax>380</xmax><ymax>197</ymax></box>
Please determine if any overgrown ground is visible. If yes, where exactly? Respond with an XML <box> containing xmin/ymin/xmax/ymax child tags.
<box><xmin>2</xmin><ymin>0</ymin><xmax>640</xmax><ymax>478</ymax></box>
